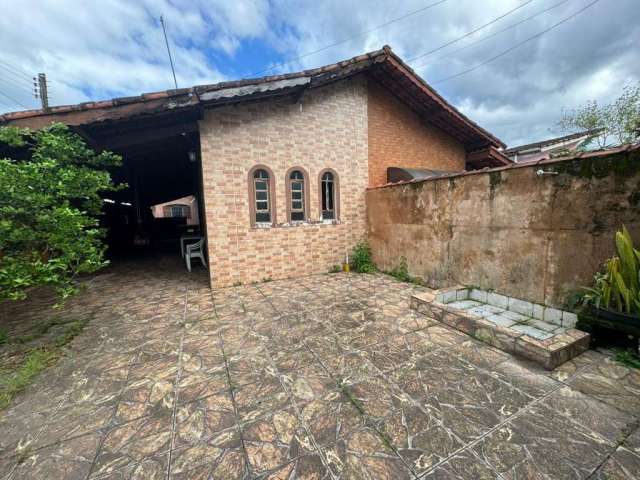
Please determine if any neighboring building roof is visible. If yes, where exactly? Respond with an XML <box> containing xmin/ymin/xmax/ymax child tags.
<box><xmin>466</xmin><ymin>145</ymin><xmax>511</xmax><ymax>168</ymax></box>
<box><xmin>0</xmin><ymin>46</ymin><xmax>504</xmax><ymax>151</ymax></box>
<box><xmin>387</xmin><ymin>167</ymin><xmax>454</xmax><ymax>183</ymax></box>
<box><xmin>371</xmin><ymin>143</ymin><xmax>639</xmax><ymax>190</ymax></box>
<box><xmin>503</xmin><ymin>130</ymin><xmax>600</xmax><ymax>156</ymax></box>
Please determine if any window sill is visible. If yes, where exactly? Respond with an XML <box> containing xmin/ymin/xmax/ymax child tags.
<box><xmin>253</xmin><ymin>222</ymin><xmax>273</xmax><ymax>229</ymax></box>
<box><xmin>250</xmin><ymin>219</ymin><xmax>341</xmax><ymax>230</ymax></box>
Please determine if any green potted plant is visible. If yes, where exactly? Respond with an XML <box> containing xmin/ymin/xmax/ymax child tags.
<box><xmin>578</xmin><ymin>226</ymin><xmax>640</xmax><ymax>342</ymax></box>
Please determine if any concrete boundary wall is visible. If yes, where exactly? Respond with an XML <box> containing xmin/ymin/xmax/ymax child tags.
<box><xmin>366</xmin><ymin>147</ymin><xmax>640</xmax><ymax>307</ymax></box>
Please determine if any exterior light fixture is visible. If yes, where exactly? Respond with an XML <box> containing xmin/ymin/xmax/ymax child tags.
<box><xmin>188</xmin><ymin>151</ymin><xmax>197</xmax><ymax>162</ymax></box>
<box><xmin>536</xmin><ymin>169</ymin><xmax>558</xmax><ymax>176</ymax></box>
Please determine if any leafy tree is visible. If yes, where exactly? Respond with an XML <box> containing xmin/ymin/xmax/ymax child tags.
<box><xmin>557</xmin><ymin>82</ymin><xmax>640</xmax><ymax>149</ymax></box>
<box><xmin>0</xmin><ymin>123</ymin><xmax>121</xmax><ymax>303</ymax></box>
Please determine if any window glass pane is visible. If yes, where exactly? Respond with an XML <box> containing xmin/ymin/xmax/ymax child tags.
<box><xmin>256</xmin><ymin>191</ymin><xmax>267</xmax><ymax>200</ymax></box>
<box><xmin>255</xmin><ymin>181</ymin><xmax>267</xmax><ymax>191</ymax></box>
<box><xmin>322</xmin><ymin>210</ymin><xmax>335</xmax><ymax>220</ymax></box>
<box><xmin>256</xmin><ymin>201</ymin><xmax>268</xmax><ymax>211</ymax></box>
<box><xmin>326</xmin><ymin>181</ymin><xmax>334</xmax><ymax>210</ymax></box>
<box><xmin>291</xmin><ymin>182</ymin><xmax>302</xmax><ymax>191</ymax></box>
<box><xmin>290</xmin><ymin>171</ymin><xmax>303</xmax><ymax>180</ymax></box>
<box><xmin>323</xmin><ymin>172</ymin><xmax>333</xmax><ymax>182</ymax></box>
<box><xmin>254</xmin><ymin>169</ymin><xmax>268</xmax><ymax>179</ymax></box>
<box><xmin>292</xmin><ymin>190</ymin><xmax>302</xmax><ymax>200</ymax></box>
<box><xmin>256</xmin><ymin>212</ymin><xmax>270</xmax><ymax>222</ymax></box>
<box><xmin>291</xmin><ymin>211</ymin><xmax>304</xmax><ymax>221</ymax></box>
<box><xmin>292</xmin><ymin>201</ymin><xmax>302</xmax><ymax>210</ymax></box>
<box><xmin>321</xmin><ymin>184</ymin><xmax>327</xmax><ymax>210</ymax></box>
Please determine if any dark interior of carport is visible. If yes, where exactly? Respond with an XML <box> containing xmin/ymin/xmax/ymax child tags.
<box><xmin>74</xmin><ymin>108</ymin><xmax>206</xmax><ymax>261</ymax></box>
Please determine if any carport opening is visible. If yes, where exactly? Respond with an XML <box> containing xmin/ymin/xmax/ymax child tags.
<box><xmin>77</xmin><ymin>110</ymin><xmax>208</xmax><ymax>270</ymax></box>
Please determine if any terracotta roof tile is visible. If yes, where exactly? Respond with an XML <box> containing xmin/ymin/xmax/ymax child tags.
<box><xmin>0</xmin><ymin>45</ymin><xmax>503</xmax><ymax>149</ymax></box>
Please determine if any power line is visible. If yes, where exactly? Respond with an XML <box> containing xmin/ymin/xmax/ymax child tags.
<box><xmin>406</xmin><ymin>0</ymin><xmax>536</xmax><ymax>63</ymax></box>
<box><xmin>0</xmin><ymin>63</ymin><xmax>32</xmax><ymax>86</ymax></box>
<box><xmin>0</xmin><ymin>90</ymin><xmax>28</xmax><ymax>109</ymax></box>
<box><xmin>412</xmin><ymin>0</ymin><xmax>570</xmax><ymax>70</ymax></box>
<box><xmin>0</xmin><ymin>59</ymin><xmax>32</xmax><ymax>81</ymax></box>
<box><xmin>0</xmin><ymin>97</ymin><xmax>14</xmax><ymax>109</ymax></box>
<box><xmin>253</xmin><ymin>0</ymin><xmax>449</xmax><ymax>76</ymax></box>
<box><xmin>0</xmin><ymin>76</ymin><xmax>34</xmax><ymax>96</ymax></box>
<box><xmin>432</xmin><ymin>0</ymin><xmax>601</xmax><ymax>85</ymax></box>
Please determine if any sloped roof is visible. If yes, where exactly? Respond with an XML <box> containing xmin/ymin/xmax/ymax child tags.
<box><xmin>0</xmin><ymin>46</ymin><xmax>504</xmax><ymax>149</ymax></box>
<box><xmin>504</xmin><ymin>129</ymin><xmax>601</xmax><ymax>155</ymax></box>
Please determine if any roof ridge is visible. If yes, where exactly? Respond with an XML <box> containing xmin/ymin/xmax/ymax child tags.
<box><xmin>0</xmin><ymin>45</ymin><xmax>504</xmax><ymax>149</ymax></box>
<box><xmin>0</xmin><ymin>47</ymin><xmax>389</xmax><ymax>122</ymax></box>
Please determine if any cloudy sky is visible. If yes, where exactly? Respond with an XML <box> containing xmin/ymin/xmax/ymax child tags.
<box><xmin>0</xmin><ymin>0</ymin><xmax>638</xmax><ymax>146</ymax></box>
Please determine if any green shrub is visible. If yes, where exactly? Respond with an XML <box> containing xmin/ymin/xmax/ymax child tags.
<box><xmin>387</xmin><ymin>257</ymin><xmax>424</xmax><ymax>285</ymax></box>
<box><xmin>328</xmin><ymin>264</ymin><xmax>342</xmax><ymax>274</ymax></box>
<box><xmin>351</xmin><ymin>242</ymin><xmax>376</xmax><ymax>273</ymax></box>
<box><xmin>0</xmin><ymin>329</ymin><xmax>7</xmax><ymax>345</ymax></box>
<box><xmin>0</xmin><ymin>124</ymin><xmax>122</xmax><ymax>303</ymax></box>
<box><xmin>388</xmin><ymin>257</ymin><xmax>412</xmax><ymax>282</ymax></box>
<box><xmin>582</xmin><ymin>225</ymin><xmax>640</xmax><ymax>315</ymax></box>
<box><xmin>615</xmin><ymin>349</ymin><xmax>640</xmax><ymax>369</ymax></box>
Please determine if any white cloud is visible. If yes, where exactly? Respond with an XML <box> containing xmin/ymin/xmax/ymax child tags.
<box><xmin>1</xmin><ymin>0</ymin><xmax>638</xmax><ymax>146</ymax></box>
<box><xmin>0</xmin><ymin>0</ymin><xmax>269</xmax><ymax>109</ymax></box>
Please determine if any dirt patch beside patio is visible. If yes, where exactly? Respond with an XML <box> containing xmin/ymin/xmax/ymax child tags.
<box><xmin>0</xmin><ymin>256</ymin><xmax>638</xmax><ymax>479</ymax></box>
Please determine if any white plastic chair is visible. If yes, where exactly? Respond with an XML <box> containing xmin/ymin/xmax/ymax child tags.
<box><xmin>185</xmin><ymin>239</ymin><xmax>207</xmax><ymax>272</ymax></box>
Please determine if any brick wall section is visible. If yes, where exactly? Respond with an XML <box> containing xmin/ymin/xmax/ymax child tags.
<box><xmin>367</xmin><ymin>78</ymin><xmax>466</xmax><ymax>187</ymax></box>
<box><xmin>200</xmin><ymin>78</ymin><xmax>368</xmax><ymax>288</ymax></box>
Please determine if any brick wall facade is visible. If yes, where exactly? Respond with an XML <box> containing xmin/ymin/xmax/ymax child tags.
<box><xmin>200</xmin><ymin>78</ymin><xmax>369</xmax><ymax>288</ymax></box>
<box><xmin>367</xmin><ymin>78</ymin><xmax>466</xmax><ymax>187</ymax></box>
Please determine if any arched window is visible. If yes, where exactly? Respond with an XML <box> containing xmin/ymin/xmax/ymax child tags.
<box><xmin>164</xmin><ymin>204</ymin><xmax>190</xmax><ymax>218</ymax></box>
<box><xmin>286</xmin><ymin>168</ymin><xmax>310</xmax><ymax>222</ymax></box>
<box><xmin>248</xmin><ymin>166</ymin><xmax>276</xmax><ymax>226</ymax></box>
<box><xmin>318</xmin><ymin>169</ymin><xmax>340</xmax><ymax>221</ymax></box>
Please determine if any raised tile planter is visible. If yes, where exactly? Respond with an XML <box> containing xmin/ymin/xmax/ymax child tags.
<box><xmin>410</xmin><ymin>286</ymin><xmax>590</xmax><ymax>370</ymax></box>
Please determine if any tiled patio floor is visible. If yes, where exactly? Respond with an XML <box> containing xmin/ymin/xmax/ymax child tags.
<box><xmin>1</xmin><ymin>256</ymin><xmax>639</xmax><ymax>479</ymax></box>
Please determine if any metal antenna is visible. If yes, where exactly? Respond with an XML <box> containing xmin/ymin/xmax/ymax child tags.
<box><xmin>160</xmin><ymin>15</ymin><xmax>178</xmax><ymax>89</ymax></box>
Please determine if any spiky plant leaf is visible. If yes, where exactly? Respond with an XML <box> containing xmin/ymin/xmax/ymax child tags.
<box><xmin>617</xmin><ymin>226</ymin><xmax>639</xmax><ymax>292</ymax></box>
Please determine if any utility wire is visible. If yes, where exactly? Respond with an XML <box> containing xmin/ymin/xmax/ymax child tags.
<box><xmin>0</xmin><ymin>97</ymin><xmax>14</xmax><ymax>109</ymax></box>
<box><xmin>0</xmin><ymin>59</ymin><xmax>32</xmax><ymax>80</ymax></box>
<box><xmin>253</xmin><ymin>0</ymin><xmax>448</xmax><ymax>76</ymax></box>
<box><xmin>0</xmin><ymin>63</ymin><xmax>33</xmax><ymax>86</ymax></box>
<box><xmin>0</xmin><ymin>76</ymin><xmax>34</xmax><ymax>95</ymax></box>
<box><xmin>0</xmin><ymin>90</ymin><xmax>28</xmax><ymax>109</ymax></box>
<box><xmin>407</xmin><ymin>0</ymin><xmax>536</xmax><ymax>62</ymax></box>
<box><xmin>432</xmin><ymin>0</ymin><xmax>600</xmax><ymax>85</ymax></box>
<box><xmin>412</xmin><ymin>0</ymin><xmax>570</xmax><ymax>69</ymax></box>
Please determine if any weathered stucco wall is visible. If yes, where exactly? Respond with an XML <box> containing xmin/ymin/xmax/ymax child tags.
<box><xmin>367</xmin><ymin>149</ymin><xmax>640</xmax><ymax>307</ymax></box>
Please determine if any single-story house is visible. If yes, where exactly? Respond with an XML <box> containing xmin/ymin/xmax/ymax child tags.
<box><xmin>0</xmin><ymin>45</ymin><xmax>510</xmax><ymax>287</ymax></box>
<box><xmin>151</xmin><ymin>195</ymin><xmax>199</xmax><ymax>226</ymax></box>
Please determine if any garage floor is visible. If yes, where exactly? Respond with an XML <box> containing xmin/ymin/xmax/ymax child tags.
<box><xmin>1</xmin><ymin>257</ymin><xmax>639</xmax><ymax>479</ymax></box>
